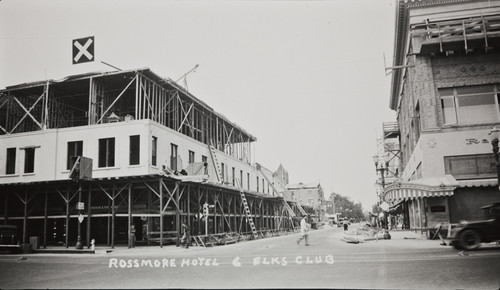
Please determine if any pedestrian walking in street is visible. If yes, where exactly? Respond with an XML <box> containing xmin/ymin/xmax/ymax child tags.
<box><xmin>297</xmin><ymin>215</ymin><xmax>311</xmax><ymax>246</ymax></box>
<box><xmin>181</xmin><ymin>223</ymin><xmax>191</xmax><ymax>248</ymax></box>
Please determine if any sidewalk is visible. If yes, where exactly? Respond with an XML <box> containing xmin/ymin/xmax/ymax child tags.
<box><xmin>389</xmin><ymin>229</ymin><xmax>427</xmax><ymax>240</ymax></box>
<box><xmin>341</xmin><ymin>225</ymin><xmax>426</xmax><ymax>244</ymax></box>
<box><xmin>25</xmin><ymin>243</ymin><xmax>187</xmax><ymax>255</ymax></box>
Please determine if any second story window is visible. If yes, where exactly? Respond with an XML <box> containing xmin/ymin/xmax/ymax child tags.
<box><xmin>67</xmin><ymin>141</ymin><xmax>83</xmax><ymax>170</ymax></box>
<box><xmin>170</xmin><ymin>143</ymin><xmax>178</xmax><ymax>171</ymax></box>
<box><xmin>221</xmin><ymin>163</ymin><xmax>225</xmax><ymax>182</ymax></box>
<box><xmin>24</xmin><ymin>147</ymin><xmax>36</xmax><ymax>173</ymax></box>
<box><xmin>98</xmin><ymin>137</ymin><xmax>115</xmax><ymax>168</ymax></box>
<box><xmin>151</xmin><ymin>136</ymin><xmax>157</xmax><ymax>166</ymax></box>
<box><xmin>129</xmin><ymin>135</ymin><xmax>140</xmax><ymax>165</ymax></box>
<box><xmin>232</xmin><ymin>167</ymin><xmax>235</xmax><ymax>186</ymax></box>
<box><xmin>189</xmin><ymin>150</ymin><xmax>195</xmax><ymax>163</ymax></box>
<box><xmin>440</xmin><ymin>85</ymin><xmax>499</xmax><ymax>126</ymax></box>
<box><xmin>5</xmin><ymin>148</ymin><xmax>16</xmax><ymax>175</ymax></box>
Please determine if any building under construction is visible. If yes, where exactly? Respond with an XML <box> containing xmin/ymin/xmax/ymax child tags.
<box><xmin>0</xmin><ymin>68</ymin><xmax>309</xmax><ymax>249</ymax></box>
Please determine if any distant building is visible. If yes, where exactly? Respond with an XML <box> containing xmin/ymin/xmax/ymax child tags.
<box><xmin>385</xmin><ymin>0</ymin><xmax>500</xmax><ymax>232</ymax></box>
<box><xmin>285</xmin><ymin>182</ymin><xmax>325</xmax><ymax>218</ymax></box>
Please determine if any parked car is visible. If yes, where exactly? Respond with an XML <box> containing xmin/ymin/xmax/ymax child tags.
<box><xmin>447</xmin><ymin>201</ymin><xmax>500</xmax><ymax>250</ymax></box>
<box><xmin>337</xmin><ymin>218</ymin><xmax>349</xmax><ymax>228</ymax></box>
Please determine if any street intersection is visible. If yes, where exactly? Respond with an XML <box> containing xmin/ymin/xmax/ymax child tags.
<box><xmin>0</xmin><ymin>225</ymin><xmax>499</xmax><ymax>289</ymax></box>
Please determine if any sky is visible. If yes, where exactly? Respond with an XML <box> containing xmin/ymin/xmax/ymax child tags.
<box><xmin>0</xmin><ymin>0</ymin><xmax>397</xmax><ymax>210</ymax></box>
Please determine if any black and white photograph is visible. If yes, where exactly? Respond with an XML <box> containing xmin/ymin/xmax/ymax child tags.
<box><xmin>1</xmin><ymin>0</ymin><xmax>500</xmax><ymax>289</ymax></box>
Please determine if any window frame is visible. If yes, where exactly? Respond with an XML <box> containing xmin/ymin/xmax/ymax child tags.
<box><xmin>430</xmin><ymin>206</ymin><xmax>446</xmax><ymax>213</ymax></box>
<box><xmin>67</xmin><ymin>141</ymin><xmax>83</xmax><ymax>170</ymax></box>
<box><xmin>189</xmin><ymin>150</ymin><xmax>195</xmax><ymax>164</ymax></box>
<box><xmin>151</xmin><ymin>136</ymin><xmax>158</xmax><ymax>167</ymax></box>
<box><xmin>440</xmin><ymin>85</ymin><xmax>500</xmax><ymax>126</ymax></box>
<box><xmin>98</xmin><ymin>137</ymin><xmax>115</xmax><ymax>168</ymax></box>
<box><xmin>129</xmin><ymin>135</ymin><xmax>140</xmax><ymax>166</ymax></box>
<box><xmin>5</xmin><ymin>147</ymin><xmax>16</xmax><ymax>175</ymax></box>
<box><xmin>444</xmin><ymin>153</ymin><xmax>496</xmax><ymax>180</ymax></box>
<box><xmin>170</xmin><ymin>143</ymin><xmax>178</xmax><ymax>171</ymax></box>
<box><xmin>24</xmin><ymin>147</ymin><xmax>36</xmax><ymax>174</ymax></box>
<box><xmin>232</xmin><ymin>167</ymin><xmax>235</xmax><ymax>186</ymax></box>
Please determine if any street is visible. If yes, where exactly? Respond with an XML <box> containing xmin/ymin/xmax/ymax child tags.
<box><xmin>1</xmin><ymin>226</ymin><xmax>499</xmax><ymax>289</ymax></box>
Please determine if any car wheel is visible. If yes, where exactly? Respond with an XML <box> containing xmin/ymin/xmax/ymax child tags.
<box><xmin>459</xmin><ymin>229</ymin><xmax>481</xmax><ymax>250</ymax></box>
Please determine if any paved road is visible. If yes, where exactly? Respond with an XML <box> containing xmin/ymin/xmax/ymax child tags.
<box><xmin>1</xmin><ymin>226</ymin><xmax>499</xmax><ymax>289</ymax></box>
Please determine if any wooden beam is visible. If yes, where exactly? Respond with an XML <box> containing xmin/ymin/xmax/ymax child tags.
<box><xmin>97</xmin><ymin>76</ymin><xmax>136</xmax><ymax>124</ymax></box>
<box><xmin>111</xmin><ymin>185</ymin><xmax>116</xmax><ymax>248</ymax></box>
<box><xmin>4</xmin><ymin>192</ymin><xmax>8</xmax><ymax>225</ymax></box>
<box><xmin>23</xmin><ymin>190</ymin><xmax>28</xmax><ymax>245</ymax></box>
<box><xmin>159</xmin><ymin>178</ymin><xmax>164</xmax><ymax>248</ymax></box>
<box><xmin>43</xmin><ymin>191</ymin><xmax>47</xmax><ymax>248</ymax></box>
<box><xmin>87</xmin><ymin>186</ymin><xmax>92</xmax><ymax>249</ymax></box>
<box><xmin>10</xmin><ymin>94</ymin><xmax>44</xmax><ymax>133</ymax></box>
<box><xmin>175</xmin><ymin>182</ymin><xmax>180</xmax><ymax>246</ymax></box>
<box><xmin>65</xmin><ymin>189</ymin><xmax>69</xmax><ymax>248</ymax></box>
<box><xmin>128</xmin><ymin>183</ymin><xmax>132</xmax><ymax>248</ymax></box>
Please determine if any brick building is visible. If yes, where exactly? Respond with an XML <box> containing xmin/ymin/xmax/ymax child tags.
<box><xmin>385</xmin><ymin>0</ymin><xmax>500</xmax><ymax>232</ymax></box>
<box><xmin>285</xmin><ymin>182</ymin><xmax>325</xmax><ymax>219</ymax></box>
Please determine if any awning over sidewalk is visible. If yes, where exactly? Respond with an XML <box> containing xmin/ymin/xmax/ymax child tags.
<box><xmin>384</xmin><ymin>175</ymin><xmax>459</xmax><ymax>202</ymax></box>
<box><xmin>457</xmin><ymin>178</ymin><xmax>497</xmax><ymax>188</ymax></box>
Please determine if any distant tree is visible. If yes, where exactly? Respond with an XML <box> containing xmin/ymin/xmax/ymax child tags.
<box><xmin>364</xmin><ymin>203</ymin><xmax>382</xmax><ymax>221</ymax></box>
<box><xmin>330</xmin><ymin>192</ymin><xmax>364</xmax><ymax>221</ymax></box>
<box><xmin>371</xmin><ymin>203</ymin><xmax>381</xmax><ymax>215</ymax></box>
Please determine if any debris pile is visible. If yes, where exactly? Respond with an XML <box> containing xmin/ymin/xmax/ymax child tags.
<box><xmin>341</xmin><ymin>223</ymin><xmax>391</xmax><ymax>243</ymax></box>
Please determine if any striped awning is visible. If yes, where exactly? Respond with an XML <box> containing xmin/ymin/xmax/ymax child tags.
<box><xmin>457</xmin><ymin>178</ymin><xmax>497</xmax><ymax>188</ymax></box>
<box><xmin>384</xmin><ymin>175</ymin><xmax>458</xmax><ymax>202</ymax></box>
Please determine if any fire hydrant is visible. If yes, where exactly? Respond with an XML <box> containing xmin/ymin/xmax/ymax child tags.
<box><xmin>91</xmin><ymin>239</ymin><xmax>95</xmax><ymax>251</ymax></box>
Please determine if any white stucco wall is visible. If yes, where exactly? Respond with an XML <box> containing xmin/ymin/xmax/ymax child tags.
<box><xmin>0</xmin><ymin>119</ymin><xmax>276</xmax><ymax>195</ymax></box>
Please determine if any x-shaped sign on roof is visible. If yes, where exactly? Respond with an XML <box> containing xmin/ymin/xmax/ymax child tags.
<box><xmin>73</xmin><ymin>36</ymin><xmax>94</xmax><ymax>64</ymax></box>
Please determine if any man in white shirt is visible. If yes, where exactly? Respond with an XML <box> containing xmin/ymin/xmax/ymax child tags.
<box><xmin>296</xmin><ymin>215</ymin><xmax>311</xmax><ymax>246</ymax></box>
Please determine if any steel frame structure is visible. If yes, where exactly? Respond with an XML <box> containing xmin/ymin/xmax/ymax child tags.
<box><xmin>0</xmin><ymin>68</ymin><xmax>255</xmax><ymax>162</ymax></box>
<box><xmin>1</xmin><ymin>176</ymin><xmax>300</xmax><ymax>248</ymax></box>
<box><xmin>0</xmin><ymin>68</ymin><xmax>305</xmax><ymax>248</ymax></box>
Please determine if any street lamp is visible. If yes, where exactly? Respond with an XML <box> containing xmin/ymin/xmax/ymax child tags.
<box><xmin>373</xmin><ymin>154</ymin><xmax>389</xmax><ymax>230</ymax></box>
<box><xmin>489</xmin><ymin>126</ymin><xmax>500</xmax><ymax>190</ymax></box>
<box><xmin>372</xmin><ymin>154</ymin><xmax>389</xmax><ymax>194</ymax></box>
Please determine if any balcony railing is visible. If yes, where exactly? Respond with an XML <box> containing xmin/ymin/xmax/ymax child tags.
<box><xmin>411</xmin><ymin>15</ymin><xmax>500</xmax><ymax>53</ymax></box>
